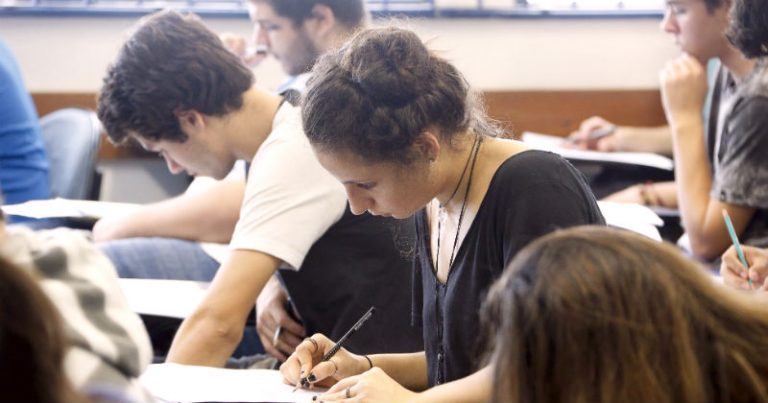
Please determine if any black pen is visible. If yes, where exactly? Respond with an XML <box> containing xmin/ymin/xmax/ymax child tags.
<box><xmin>294</xmin><ymin>306</ymin><xmax>376</xmax><ymax>391</ymax></box>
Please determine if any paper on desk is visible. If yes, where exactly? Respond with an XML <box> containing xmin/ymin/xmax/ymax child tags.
<box><xmin>2</xmin><ymin>198</ymin><xmax>140</xmax><ymax>219</ymax></box>
<box><xmin>141</xmin><ymin>363</ymin><xmax>320</xmax><ymax>403</ymax></box>
<box><xmin>119</xmin><ymin>279</ymin><xmax>209</xmax><ymax>319</ymax></box>
<box><xmin>522</xmin><ymin>132</ymin><xmax>674</xmax><ymax>171</ymax></box>
<box><xmin>598</xmin><ymin>201</ymin><xmax>663</xmax><ymax>241</ymax></box>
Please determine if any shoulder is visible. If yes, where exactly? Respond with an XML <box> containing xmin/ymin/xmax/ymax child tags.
<box><xmin>738</xmin><ymin>61</ymin><xmax>768</xmax><ymax>100</ymax></box>
<box><xmin>492</xmin><ymin>149</ymin><xmax>580</xmax><ymax>186</ymax></box>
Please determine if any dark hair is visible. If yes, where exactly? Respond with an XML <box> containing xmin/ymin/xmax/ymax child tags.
<box><xmin>482</xmin><ymin>226</ymin><xmax>768</xmax><ymax>403</ymax></box>
<box><xmin>704</xmin><ymin>0</ymin><xmax>725</xmax><ymax>13</ymax></box>
<box><xmin>727</xmin><ymin>0</ymin><xmax>768</xmax><ymax>58</ymax></box>
<box><xmin>97</xmin><ymin>10</ymin><xmax>253</xmax><ymax>144</ymax></box>
<box><xmin>0</xmin><ymin>255</ymin><xmax>83</xmax><ymax>403</ymax></box>
<box><xmin>254</xmin><ymin>0</ymin><xmax>366</xmax><ymax>30</ymax></box>
<box><xmin>302</xmin><ymin>27</ymin><xmax>501</xmax><ymax>164</ymax></box>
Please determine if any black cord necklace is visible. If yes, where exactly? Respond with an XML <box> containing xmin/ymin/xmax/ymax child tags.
<box><xmin>435</xmin><ymin>135</ymin><xmax>482</xmax><ymax>275</ymax></box>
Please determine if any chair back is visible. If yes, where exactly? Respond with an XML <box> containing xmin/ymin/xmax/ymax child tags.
<box><xmin>40</xmin><ymin>108</ymin><xmax>102</xmax><ymax>200</ymax></box>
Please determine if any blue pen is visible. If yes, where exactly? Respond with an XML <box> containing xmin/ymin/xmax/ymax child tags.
<box><xmin>722</xmin><ymin>210</ymin><xmax>752</xmax><ymax>288</ymax></box>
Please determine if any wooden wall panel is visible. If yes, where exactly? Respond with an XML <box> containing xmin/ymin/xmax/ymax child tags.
<box><xmin>32</xmin><ymin>89</ymin><xmax>667</xmax><ymax>158</ymax></box>
<box><xmin>483</xmin><ymin>89</ymin><xmax>667</xmax><ymax>139</ymax></box>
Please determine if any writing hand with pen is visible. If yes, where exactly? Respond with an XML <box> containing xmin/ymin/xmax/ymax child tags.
<box><xmin>279</xmin><ymin>307</ymin><xmax>419</xmax><ymax>402</ymax></box>
<box><xmin>279</xmin><ymin>333</ymin><xmax>369</xmax><ymax>389</ymax></box>
<box><xmin>720</xmin><ymin>244</ymin><xmax>768</xmax><ymax>291</ymax></box>
<box><xmin>565</xmin><ymin>116</ymin><xmax>619</xmax><ymax>151</ymax></box>
<box><xmin>279</xmin><ymin>333</ymin><xmax>417</xmax><ymax>402</ymax></box>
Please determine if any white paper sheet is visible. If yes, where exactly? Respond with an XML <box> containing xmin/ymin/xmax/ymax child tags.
<box><xmin>2</xmin><ymin>198</ymin><xmax>140</xmax><ymax>219</ymax></box>
<box><xmin>598</xmin><ymin>201</ymin><xmax>663</xmax><ymax>241</ymax></box>
<box><xmin>140</xmin><ymin>364</ymin><xmax>321</xmax><ymax>403</ymax></box>
<box><xmin>119</xmin><ymin>279</ymin><xmax>209</xmax><ymax>319</ymax></box>
<box><xmin>522</xmin><ymin>131</ymin><xmax>674</xmax><ymax>171</ymax></box>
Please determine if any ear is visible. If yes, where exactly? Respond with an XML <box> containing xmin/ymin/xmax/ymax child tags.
<box><xmin>175</xmin><ymin>109</ymin><xmax>206</xmax><ymax>136</ymax></box>
<box><xmin>304</xmin><ymin>4</ymin><xmax>337</xmax><ymax>41</ymax></box>
<box><xmin>412</xmin><ymin>131</ymin><xmax>441</xmax><ymax>163</ymax></box>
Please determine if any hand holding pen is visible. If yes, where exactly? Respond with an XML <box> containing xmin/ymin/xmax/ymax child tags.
<box><xmin>279</xmin><ymin>307</ymin><xmax>377</xmax><ymax>390</ymax></box>
<box><xmin>566</xmin><ymin>116</ymin><xmax>617</xmax><ymax>151</ymax></box>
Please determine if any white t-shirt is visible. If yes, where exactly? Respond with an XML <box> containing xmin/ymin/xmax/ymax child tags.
<box><xmin>228</xmin><ymin>103</ymin><xmax>347</xmax><ymax>270</ymax></box>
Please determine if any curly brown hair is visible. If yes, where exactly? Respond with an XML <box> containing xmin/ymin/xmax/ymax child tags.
<box><xmin>302</xmin><ymin>26</ymin><xmax>500</xmax><ymax>164</ymax></box>
<box><xmin>97</xmin><ymin>10</ymin><xmax>253</xmax><ymax>144</ymax></box>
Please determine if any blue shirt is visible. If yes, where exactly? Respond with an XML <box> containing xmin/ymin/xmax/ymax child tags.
<box><xmin>0</xmin><ymin>39</ymin><xmax>49</xmax><ymax>204</ymax></box>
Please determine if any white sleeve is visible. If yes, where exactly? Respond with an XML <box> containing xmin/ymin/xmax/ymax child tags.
<box><xmin>229</xmin><ymin>110</ymin><xmax>347</xmax><ymax>270</ymax></box>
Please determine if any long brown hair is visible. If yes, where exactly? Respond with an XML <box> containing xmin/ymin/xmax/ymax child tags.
<box><xmin>482</xmin><ymin>226</ymin><xmax>768</xmax><ymax>403</ymax></box>
<box><xmin>0</xmin><ymin>255</ymin><xmax>83</xmax><ymax>403</ymax></box>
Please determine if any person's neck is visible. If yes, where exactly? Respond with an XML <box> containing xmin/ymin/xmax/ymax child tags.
<box><xmin>436</xmin><ymin>132</ymin><xmax>480</xmax><ymax>212</ymax></box>
<box><xmin>226</xmin><ymin>86</ymin><xmax>283</xmax><ymax>161</ymax></box>
<box><xmin>720</xmin><ymin>48</ymin><xmax>757</xmax><ymax>82</ymax></box>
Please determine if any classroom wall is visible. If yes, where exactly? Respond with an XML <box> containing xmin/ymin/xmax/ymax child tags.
<box><xmin>0</xmin><ymin>15</ymin><xmax>678</xmax><ymax>92</ymax></box>
<box><xmin>1</xmin><ymin>15</ymin><xmax>678</xmax><ymax>202</ymax></box>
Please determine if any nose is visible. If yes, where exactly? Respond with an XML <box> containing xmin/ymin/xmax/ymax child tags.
<box><xmin>660</xmin><ymin>9</ymin><xmax>677</xmax><ymax>33</ymax></box>
<box><xmin>345</xmin><ymin>188</ymin><xmax>373</xmax><ymax>216</ymax></box>
<box><xmin>162</xmin><ymin>153</ymin><xmax>185</xmax><ymax>175</ymax></box>
<box><xmin>252</xmin><ymin>24</ymin><xmax>269</xmax><ymax>49</ymax></box>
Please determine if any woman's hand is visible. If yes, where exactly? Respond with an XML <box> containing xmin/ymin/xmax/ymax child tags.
<box><xmin>315</xmin><ymin>367</ymin><xmax>418</xmax><ymax>402</ymax></box>
<box><xmin>279</xmin><ymin>334</ymin><xmax>371</xmax><ymax>389</ymax></box>
<box><xmin>720</xmin><ymin>245</ymin><xmax>768</xmax><ymax>291</ymax></box>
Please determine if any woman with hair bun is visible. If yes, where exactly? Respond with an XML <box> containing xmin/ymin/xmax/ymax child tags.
<box><xmin>280</xmin><ymin>27</ymin><xmax>604</xmax><ymax>401</ymax></box>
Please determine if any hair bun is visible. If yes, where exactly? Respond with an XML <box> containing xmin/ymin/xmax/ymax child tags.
<box><xmin>343</xmin><ymin>28</ymin><xmax>431</xmax><ymax>107</ymax></box>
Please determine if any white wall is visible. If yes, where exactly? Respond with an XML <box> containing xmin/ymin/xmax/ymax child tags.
<box><xmin>0</xmin><ymin>15</ymin><xmax>678</xmax><ymax>92</ymax></box>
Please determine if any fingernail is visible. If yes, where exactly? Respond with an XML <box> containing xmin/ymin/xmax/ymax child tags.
<box><xmin>307</xmin><ymin>373</ymin><xmax>317</xmax><ymax>383</ymax></box>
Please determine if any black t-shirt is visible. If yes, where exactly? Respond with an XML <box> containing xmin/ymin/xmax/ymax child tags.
<box><xmin>412</xmin><ymin>150</ymin><xmax>605</xmax><ymax>385</ymax></box>
<box><xmin>280</xmin><ymin>210</ymin><xmax>424</xmax><ymax>355</ymax></box>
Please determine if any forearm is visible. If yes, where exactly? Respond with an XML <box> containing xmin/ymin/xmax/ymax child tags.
<box><xmin>619</xmin><ymin>126</ymin><xmax>673</xmax><ymax>155</ymax></box>
<box><xmin>673</xmin><ymin>118</ymin><xmax>728</xmax><ymax>259</ymax></box>
<box><xmin>167</xmin><ymin>250</ymin><xmax>280</xmax><ymax>366</ymax></box>
<box><xmin>410</xmin><ymin>366</ymin><xmax>492</xmax><ymax>403</ymax></box>
<box><xmin>166</xmin><ymin>308</ymin><xmax>245</xmax><ymax>367</ymax></box>
<box><xmin>94</xmin><ymin>179</ymin><xmax>243</xmax><ymax>243</ymax></box>
<box><xmin>369</xmin><ymin>352</ymin><xmax>428</xmax><ymax>391</ymax></box>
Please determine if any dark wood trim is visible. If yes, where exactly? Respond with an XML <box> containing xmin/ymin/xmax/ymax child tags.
<box><xmin>32</xmin><ymin>89</ymin><xmax>667</xmax><ymax>159</ymax></box>
<box><xmin>483</xmin><ymin>89</ymin><xmax>667</xmax><ymax>139</ymax></box>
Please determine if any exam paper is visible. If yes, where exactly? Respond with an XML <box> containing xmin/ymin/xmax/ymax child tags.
<box><xmin>1</xmin><ymin>198</ymin><xmax>140</xmax><ymax>219</ymax></box>
<box><xmin>597</xmin><ymin>201</ymin><xmax>663</xmax><ymax>241</ymax></box>
<box><xmin>522</xmin><ymin>132</ymin><xmax>674</xmax><ymax>171</ymax></box>
<box><xmin>119</xmin><ymin>279</ymin><xmax>209</xmax><ymax>319</ymax></box>
<box><xmin>140</xmin><ymin>364</ymin><xmax>321</xmax><ymax>402</ymax></box>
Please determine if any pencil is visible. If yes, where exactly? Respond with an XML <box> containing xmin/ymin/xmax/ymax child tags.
<box><xmin>722</xmin><ymin>210</ymin><xmax>752</xmax><ymax>288</ymax></box>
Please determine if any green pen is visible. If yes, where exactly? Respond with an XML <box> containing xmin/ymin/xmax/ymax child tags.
<box><xmin>722</xmin><ymin>210</ymin><xmax>753</xmax><ymax>288</ymax></box>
